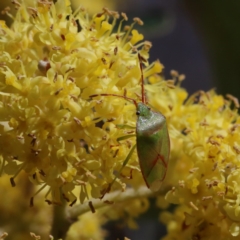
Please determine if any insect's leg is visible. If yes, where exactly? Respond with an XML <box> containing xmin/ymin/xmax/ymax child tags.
<box><xmin>101</xmin><ymin>144</ymin><xmax>136</xmax><ymax>198</ymax></box>
<box><xmin>117</xmin><ymin>134</ymin><xmax>136</xmax><ymax>142</ymax></box>
<box><xmin>116</xmin><ymin>122</ymin><xmax>135</xmax><ymax>141</ymax></box>
<box><xmin>116</xmin><ymin>124</ymin><xmax>135</xmax><ymax>129</ymax></box>
<box><xmin>110</xmin><ymin>144</ymin><xmax>137</xmax><ymax>189</ymax></box>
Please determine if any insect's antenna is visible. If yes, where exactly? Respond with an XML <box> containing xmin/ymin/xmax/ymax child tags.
<box><xmin>138</xmin><ymin>53</ymin><xmax>146</xmax><ymax>104</ymax></box>
<box><xmin>90</xmin><ymin>93</ymin><xmax>138</xmax><ymax>108</ymax></box>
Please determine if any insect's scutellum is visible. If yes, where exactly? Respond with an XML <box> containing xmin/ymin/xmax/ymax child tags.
<box><xmin>90</xmin><ymin>53</ymin><xmax>170</xmax><ymax>196</ymax></box>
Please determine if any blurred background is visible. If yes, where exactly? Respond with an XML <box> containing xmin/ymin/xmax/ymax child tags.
<box><xmin>1</xmin><ymin>0</ymin><xmax>240</xmax><ymax>239</ymax></box>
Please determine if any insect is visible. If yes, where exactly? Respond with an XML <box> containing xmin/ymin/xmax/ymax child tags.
<box><xmin>91</xmin><ymin>53</ymin><xmax>170</xmax><ymax>194</ymax></box>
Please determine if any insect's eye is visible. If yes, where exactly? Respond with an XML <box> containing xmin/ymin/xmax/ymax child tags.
<box><xmin>136</xmin><ymin>111</ymin><xmax>140</xmax><ymax>115</ymax></box>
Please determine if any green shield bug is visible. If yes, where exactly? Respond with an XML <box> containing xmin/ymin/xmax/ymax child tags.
<box><xmin>91</xmin><ymin>53</ymin><xmax>170</xmax><ymax>194</ymax></box>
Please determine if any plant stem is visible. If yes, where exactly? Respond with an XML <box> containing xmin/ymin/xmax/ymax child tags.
<box><xmin>67</xmin><ymin>186</ymin><xmax>153</xmax><ymax>220</ymax></box>
<box><xmin>51</xmin><ymin>202</ymin><xmax>71</xmax><ymax>239</ymax></box>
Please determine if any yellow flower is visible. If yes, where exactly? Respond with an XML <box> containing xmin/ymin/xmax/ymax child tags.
<box><xmin>0</xmin><ymin>0</ymin><xmax>161</xmax><ymax>206</ymax></box>
<box><xmin>149</xmin><ymin>77</ymin><xmax>240</xmax><ymax>239</ymax></box>
<box><xmin>66</xmin><ymin>211</ymin><xmax>105</xmax><ymax>240</ymax></box>
<box><xmin>2</xmin><ymin>1</ymin><xmax>240</xmax><ymax>239</ymax></box>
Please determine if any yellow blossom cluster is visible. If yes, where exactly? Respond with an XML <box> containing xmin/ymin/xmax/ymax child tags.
<box><xmin>66</xmin><ymin>211</ymin><xmax>106</xmax><ymax>240</ymax></box>
<box><xmin>1</xmin><ymin>0</ymin><xmax>240</xmax><ymax>239</ymax></box>
<box><xmin>152</xmin><ymin>84</ymin><xmax>240</xmax><ymax>239</ymax></box>
<box><xmin>0</xmin><ymin>0</ymin><xmax>163</xmax><ymax>207</ymax></box>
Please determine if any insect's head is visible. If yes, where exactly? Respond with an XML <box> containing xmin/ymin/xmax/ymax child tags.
<box><xmin>136</xmin><ymin>102</ymin><xmax>151</xmax><ymax>117</ymax></box>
